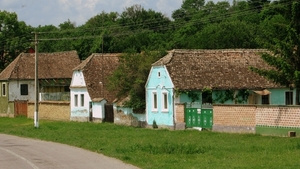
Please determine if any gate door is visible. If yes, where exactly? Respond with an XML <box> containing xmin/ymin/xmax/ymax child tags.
<box><xmin>104</xmin><ymin>104</ymin><xmax>114</xmax><ymax>123</ymax></box>
<box><xmin>185</xmin><ymin>108</ymin><xmax>213</xmax><ymax>129</ymax></box>
<box><xmin>14</xmin><ymin>100</ymin><xmax>28</xmax><ymax>117</ymax></box>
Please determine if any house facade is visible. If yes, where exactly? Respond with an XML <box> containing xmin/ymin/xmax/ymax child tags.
<box><xmin>0</xmin><ymin>51</ymin><xmax>80</xmax><ymax>116</ymax></box>
<box><xmin>145</xmin><ymin>49</ymin><xmax>295</xmax><ymax>129</ymax></box>
<box><xmin>70</xmin><ymin>53</ymin><xmax>119</xmax><ymax>122</ymax></box>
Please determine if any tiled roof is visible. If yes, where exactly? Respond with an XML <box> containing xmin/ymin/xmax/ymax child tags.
<box><xmin>74</xmin><ymin>53</ymin><xmax>120</xmax><ymax>104</ymax></box>
<box><xmin>0</xmin><ymin>51</ymin><xmax>80</xmax><ymax>80</ymax></box>
<box><xmin>153</xmin><ymin>49</ymin><xmax>280</xmax><ymax>90</ymax></box>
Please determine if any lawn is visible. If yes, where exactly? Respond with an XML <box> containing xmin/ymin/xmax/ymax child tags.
<box><xmin>0</xmin><ymin>117</ymin><xmax>300</xmax><ymax>169</ymax></box>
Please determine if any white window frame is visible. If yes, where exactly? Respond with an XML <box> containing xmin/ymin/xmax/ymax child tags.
<box><xmin>152</xmin><ymin>91</ymin><xmax>158</xmax><ymax>111</ymax></box>
<box><xmin>2</xmin><ymin>82</ymin><xmax>6</xmax><ymax>97</ymax></box>
<box><xmin>161</xmin><ymin>91</ymin><xmax>169</xmax><ymax>112</ymax></box>
<box><xmin>74</xmin><ymin>94</ymin><xmax>78</xmax><ymax>107</ymax></box>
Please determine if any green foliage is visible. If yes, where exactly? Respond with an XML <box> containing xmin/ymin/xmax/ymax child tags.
<box><xmin>214</xmin><ymin>89</ymin><xmax>249</xmax><ymax>104</ymax></box>
<box><xmin>152</xmin><ymin>120</ymin><xmax>158</xmax><ymax>129</ymax></box>
<box><xmin>174</xmin><ymin>89</ymin><xmax>200</xmax><ymax>102</ymax></box>
<box><xmin>108</xmin><ymin>49</ymin><xmax>167</xmax><ymax>112</ymax></box>
<box><xmin>252</xmin><ymin>1</ymin><xmax>300</xmax><ymax>104</ymax></box>
<box><xmin>0</xmin><ymin>10</ymin><xmax>32</xmax><ymax>71</ymax></box>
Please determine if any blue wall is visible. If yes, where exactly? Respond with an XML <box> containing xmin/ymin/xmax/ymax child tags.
<box><xmin>146</xmin><ymin>66</ymin><xmax>174</xmax><ymax>126</ymax></box>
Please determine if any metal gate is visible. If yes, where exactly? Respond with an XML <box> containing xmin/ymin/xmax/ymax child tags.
<box><xmin>104</xmin><ymin>104</ymin><xmax>114</xmax><ymax>123</ymax></box>
<box><xmin>14</xmin><ymin>100</ymin><xmax>28</xmax><ymax>117</ymax></box>
<box><xmin>185</xmin><ymin>108</ymin><xmax>213</xmax><ymax>129</ymax></box>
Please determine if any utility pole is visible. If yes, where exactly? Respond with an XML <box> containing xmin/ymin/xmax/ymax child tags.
<box><xmin>34</xmin><ymin>32</ymin><xmax>39</xmax><ymax>128</ymax></box>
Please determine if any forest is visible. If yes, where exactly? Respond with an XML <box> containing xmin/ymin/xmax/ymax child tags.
<box><xmin>1</xmin><ymin>0</ymin><xmax>299</xmax><ymax>109</ymax></box>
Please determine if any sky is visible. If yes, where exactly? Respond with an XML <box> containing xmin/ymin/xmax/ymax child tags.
<box><xmin>0</xmin><ymin>0</ymin><xmax>227</xmax><ymax>27</ymax></box>
<box><xmin>0</xmin><ymin>0</ymin><xmax>183</xmax><ymax>27</ymax></box>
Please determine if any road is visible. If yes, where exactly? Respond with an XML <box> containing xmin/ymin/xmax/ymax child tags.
<box><xmin>0</xmin><ymin>134</ymin><xmax>139</xmax><ymax>169</ymax></box>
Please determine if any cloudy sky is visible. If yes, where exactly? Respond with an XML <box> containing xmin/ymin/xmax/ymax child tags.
<box><xmin>0</xmin><ymin>0</ymin><xmax>228</xmax><ymax>27</ymax></box>
<box><xmin>0</xmin><ymin>0</ymin><xmax>183</xmax><ymax>27</ymax></box>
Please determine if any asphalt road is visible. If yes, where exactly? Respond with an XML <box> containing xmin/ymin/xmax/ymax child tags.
<box><xmin>0</xmin><ymin>134</ymin><xmax>139</xmax><ymax>169</ymax></box>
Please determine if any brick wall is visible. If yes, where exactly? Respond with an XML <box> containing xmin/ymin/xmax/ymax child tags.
<box><xmin>256</xmin><ymin>106</ymin><xmax>300</xmax><ymax>128</ymax></box>
<box><xmin>213</xmin><ymin>105</ymin><xmax>300</xmax><ymax>134</ymax></box>
<box><xmin>175</xmin><ymin>103</ymin><xmax>185</xmax><ymax>123</ymax></box>
<box><xmin>213</xmin><ymin>105</ymin><xmax>256</xmax><ymax>133</ymax></box>
<box><xmin>175</xmin><ymin>103</ymin><xmax>186</xmax><ymax>130</ymax></box>
<box><xmin>28</xmin><ymin>101</ymin><xmax>70</xmax><ymax>121</ymax></box>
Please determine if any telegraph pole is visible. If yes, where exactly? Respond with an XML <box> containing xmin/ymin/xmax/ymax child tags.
<box><xmin>34</xmin><ymin>32</ymin><xmax>39</xmax><ymax>128</ymax></box>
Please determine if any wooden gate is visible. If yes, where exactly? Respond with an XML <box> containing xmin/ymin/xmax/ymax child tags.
<box><xmin>14</xmin><ymin>100</ymin><xmax>28</xmax><ymax>117</ymax></box>
<box><xmin>104</xmin><ymin>104</ymin><xmax>114</xmax><ymax>122</ymax></box>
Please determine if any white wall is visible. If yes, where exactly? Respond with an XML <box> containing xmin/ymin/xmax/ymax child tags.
<box><xmin>8</xmin><ymin>80</ymin><xmax>35</xmax><ymax>102</ymax></box>
<box><xmin>70</xmin><ymin>70</ymin><xmax>86</xmax><ymax>87</ymax></box>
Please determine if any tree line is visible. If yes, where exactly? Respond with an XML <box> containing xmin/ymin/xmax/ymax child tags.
<box><xmin>1</xmin><ymin>0</ymin><xmax>299</xmax><ymax>110</ymax></box>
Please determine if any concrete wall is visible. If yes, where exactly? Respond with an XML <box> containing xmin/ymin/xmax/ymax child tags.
<box><xmin>28</xmin><ymin>101</ymin><xmax>70</xmax><ymax>121</ymax></box>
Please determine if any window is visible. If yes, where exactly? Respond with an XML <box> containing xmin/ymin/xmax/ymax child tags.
<box><xmin>20</xmin><ymin>84</ymin><xmax>28</xmax><ymax>95</ymax></box>
<box><xmin>162</xmin><ymin>92</ymin><xmax>168</xmax><ymax>111</ymax></box>
<box><xmin>286</xmin><ymin>91</ymin><xmax>293</xmax><ymax>105</ymax></box>
<box><xmin>2</xmin><ymin>83</ymin><xmax>6</xmax><ymax>96</ymax></box>
<box><xmin>202</xmin><ymin>91</ymin><xmax>212</xmax><ymax>104</ymax></box>
<box><xmin>80</xmin><ymin>94</ymin><xmax>84</xmax><ymax>107</ymax></box>
<box><xmin>152</xmin><ymin>92</ymin><xmax>157</xmax><ymax>110</ymax></box>
<box><xmin>261</xmin><ymin>95</ymin><xmax>269</xmax><ymax>104</ymax></box>
<box><xmin>74</xmin><ymin>94</ymin><xmax>78</xmax><ymax>107</ymax></box>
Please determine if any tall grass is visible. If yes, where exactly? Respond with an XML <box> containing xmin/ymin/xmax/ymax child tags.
<box><xmin>0</xmin><ymin>117</ymin><xmax>300</xmax><ymax>169</ymax></box>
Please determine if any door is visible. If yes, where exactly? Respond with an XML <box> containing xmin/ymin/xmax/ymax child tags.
<box><xmin>14</xmin><ymin>100</ymin><xmax>28</xmax><ymax>117</ymax></box>
<box><xmin>185</xmin><ymin>107</ymin><xmax>213</xmax><ymax>129</ymax></box>
<box><xmin>104</xmin><ymin>104</ymin><xmax>114</xmax><ymax>122</ymax></box>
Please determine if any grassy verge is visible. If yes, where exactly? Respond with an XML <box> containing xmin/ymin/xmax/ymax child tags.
<box><xmin>1</xmin><ymin>117</ymin><xmax>300</xmax><ymax>169</ymax></box>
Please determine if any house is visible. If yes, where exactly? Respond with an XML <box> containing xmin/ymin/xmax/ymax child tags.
<box><xmin>145</xmin><ymin>49</ymin><xmax>297</xmax><ymax>130</ymax></box>
<box><xmin>70</xmin><ymin>53</ymin><xmax>120</xmax><ymax>122</ymax></box>
<box><xmin>0</xmin><ymin>51</ymin><xmax>80</xmax><ymax>116</ymax></box>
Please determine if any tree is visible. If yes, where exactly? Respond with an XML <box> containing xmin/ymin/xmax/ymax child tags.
<box><xmin>0</xmin><ymin>10</ymin><xmax>32</xmax><ymax>71</ymax></box>
<box><xmin>108</xmin><ymin>49</ymin><xmax>166</xmax><ymax>112</ymax></box>
<box><xmin>251</xmin><ymin>1</ymin><xmax>300</xmax><ymax>104</ymax></box>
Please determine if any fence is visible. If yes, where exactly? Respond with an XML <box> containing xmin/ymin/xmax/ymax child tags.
<box><xmin>40</xmin><ymin>92</ymin><xmax>70</xmax><ymax>101</ymax></box>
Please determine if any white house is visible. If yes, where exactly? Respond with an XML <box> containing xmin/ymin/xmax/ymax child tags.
<box><xmin>70</xmin><ymin>53</ymin><xmax>120</xmax><ymax>122</ymax></box>
<box><xmin>0</xmin><ymin>51</ymin><xmax>80</xmax><ymax>116</ymax></box>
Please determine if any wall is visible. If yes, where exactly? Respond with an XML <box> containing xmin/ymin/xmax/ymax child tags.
<box><xmin>28</xmin><ymin>101</ymin><xmax>70</xmax><ymax>121</ymax></box>
<box><xmin>174</xmin><ymin>103</ymin><xmax>185</xmax><ymax>130</ymax></box>
<box><xmin>213</xmin><ymin>105</ymin><xmax>257</xmax><ymax>133</ymax></box>
<box><xmin>213</xmin><ymin>104</ymin><xmax>300</xmax><ymax>136</ymax></box>
<box><xmin>70</xmin><ymin>87</ymin><xmax>91</xmax><ymax>122</ymax></box>
<box><xmin>9</xmin><ymin>80</ymin><xmax>35</xmax><ymax>102</ymax></box>
<box><xmin>146</xmin><ymin>66</ymin><xmax>174</xmax><ymax>127</ymax></box>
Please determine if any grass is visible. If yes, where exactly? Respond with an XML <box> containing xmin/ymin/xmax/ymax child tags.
<box><xmin>1</xmin><ymin>117</ymin><xmax>300</xmax><ymax>169</ymax></box>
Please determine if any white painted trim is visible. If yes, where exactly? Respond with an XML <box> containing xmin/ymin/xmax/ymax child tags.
<box><xmin>161</xmin><ymin>91</ymin><xmax>169</xmax><ymax>112</ymax></box>
<box><xmin>152</xmin><ymin>91</ymin><xmax>158</xmax><ymax>112</ymax></box>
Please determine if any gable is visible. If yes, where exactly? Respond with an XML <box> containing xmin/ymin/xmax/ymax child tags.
<box><xmin>70</xmin><ymin>70</ymin><xmax>86</xmax><ymax>87</ymax></box>
<box><xmin>73</xmin><ymin>53</ymin><xmax>120</xmax><ymax>104</ymax></box>
<box><xmin>146</xmin><ymin>66</ymin><xmax>173</xmax><ymax>89</ymax></box>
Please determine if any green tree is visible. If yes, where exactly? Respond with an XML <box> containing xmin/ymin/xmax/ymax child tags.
<box><xmin>0</xmin><ymin>10</ymin><xmax>32</xmax><ymax>71</ymax></box>
<box><xmin>251</xmin><ymin>1</ymin><xmax>300</xmax><ymax>104</ymax></box>
<box><xmin>108</xmin><ymin>49</ymin><xmax>166</xmax><ymax>112</ymax></box>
